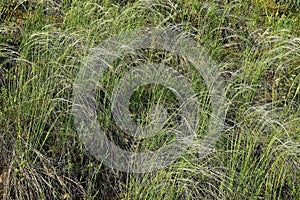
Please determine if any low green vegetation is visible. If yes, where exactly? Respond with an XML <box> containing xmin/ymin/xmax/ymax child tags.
<box><xmin>0</xmin><ymin>0</ymin><xmax>299</xmax><ymax>199</ymax></box>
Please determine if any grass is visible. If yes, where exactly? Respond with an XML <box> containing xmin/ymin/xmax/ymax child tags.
<box><xmin>0</xmin><ymin>0</ymin><xmax>299</xmax><ymax>199</ymax></box>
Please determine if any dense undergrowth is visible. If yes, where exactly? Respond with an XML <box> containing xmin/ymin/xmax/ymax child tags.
<box><xmin>0</xmin><ymin>0</ymin><xmax>299</xmax><ymax>199</ymax></box>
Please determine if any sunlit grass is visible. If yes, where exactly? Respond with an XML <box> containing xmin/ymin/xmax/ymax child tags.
<box><xmin>0</xmin><ymin>0</ymin><xmax>299</xmax><ymax>199</ymax></box>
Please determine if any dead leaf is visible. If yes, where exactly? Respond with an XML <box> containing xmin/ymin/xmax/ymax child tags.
<box><xmin>63</xmin><ymin>193</ymin><xmax>71</xmax><ymax>199</ymax></box>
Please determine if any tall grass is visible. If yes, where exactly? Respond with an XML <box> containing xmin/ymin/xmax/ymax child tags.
<box><xmin>0</xmin><ymin>0</ymin><xmax>299</xmax><ymax>199</ymax></box>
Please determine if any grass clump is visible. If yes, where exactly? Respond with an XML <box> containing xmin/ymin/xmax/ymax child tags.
<box><xmin>0</xmin><ymin>0</ymin><xmax>299</xmax><ymax>199</ymax></box>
